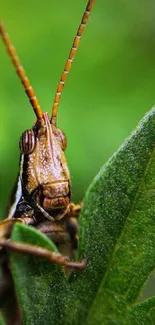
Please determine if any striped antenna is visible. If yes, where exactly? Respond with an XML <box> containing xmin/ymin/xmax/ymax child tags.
<box><xmin>51</xmin><ymin>0</ymin><xmax>96</xmax><ymax>125</ymax></box>
<box><xmin>0</xmin><ymin>21</ymin><xmax>43</xmax><ymax>120</ymax></box>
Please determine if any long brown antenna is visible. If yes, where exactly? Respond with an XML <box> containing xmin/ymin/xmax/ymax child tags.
<box><xmin>0</xmin><ymin>21</ymin><xmax>43</xmax><ymax>120</ymax></box>
<box><xmin>51</xmin><ymin>0</ymin><xmax>96</xmax><ymax>125</ymax></box>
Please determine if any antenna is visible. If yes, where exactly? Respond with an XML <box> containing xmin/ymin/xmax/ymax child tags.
<box><xmin>0</xmin><ymin>21</ymin><xmax>43</xmax><ymax>120</ymax></box>
<box><xmin>51</xmin><ymin>0</ymin><xmax>96</xmax><ymax>125</ymax></box>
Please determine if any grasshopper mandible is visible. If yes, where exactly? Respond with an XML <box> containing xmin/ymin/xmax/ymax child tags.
<box><xmin>0</xmin><ymin>0</ymin><xmax>95</xmax><ymax>274</ymax></box>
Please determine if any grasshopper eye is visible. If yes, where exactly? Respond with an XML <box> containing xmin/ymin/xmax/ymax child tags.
<box><xmin>56</xmin><ymin>128</ymin><xmax>67</xmax><ymax>151</ymax></box>
<box><xmin>19</xmin><ymin>129</ymin><xmax>36</xmax><ymax>154</ymax></box>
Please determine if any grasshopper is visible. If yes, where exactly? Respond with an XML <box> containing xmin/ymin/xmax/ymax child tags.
<box><xmin>0</xmin><ymin>1</ymin><xmax>95</xmax><ymax>322</ymax></box>
<box><xmin>0</xmin><ymin>0</ymin><xmax>95</xmax><ymax>297</ymax></box>
<box><xmin>0</xmin><ymin>0</ymin><xmax>95</xmax><ymax>270</ymax></box>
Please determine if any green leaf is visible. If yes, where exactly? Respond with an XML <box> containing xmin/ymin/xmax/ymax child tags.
<box><xmin>64</xmin><ymin>108</ymin><xmax>155</xmax><ymax>324</ymax></box>
<box><xmin>9</xmin><ymin>108</ymin><xmax>155</xmax><ymax>325</ymax></box>
<box><xmin>0</xmin><ymin>313</ymin><xmax>6</xmax><ymax>325</ymax></box>
<box><xmin>10</xmin><ymin>223</ymin><xmax>68</xmax><ymax>325</ymax></box>
<box><xmin>125</xmin><ymin>298</ymin><xmax>155</xmax><ymax>325</ymax></box>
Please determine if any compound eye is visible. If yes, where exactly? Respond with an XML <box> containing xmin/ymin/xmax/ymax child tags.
<box><xmin>19</xmin><ymin>129</ymin><xmax>36</xmax><ymax>154</ymax></box>
<box><xmin>57</xmin><ymin>128</ymin><xmax>67</xmax><ymax>151</ymax></box>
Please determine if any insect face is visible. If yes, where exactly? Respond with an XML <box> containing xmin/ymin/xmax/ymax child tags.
<box><xmin>19</xmin><ymin>113</ymin><xmax>71</xmax><ymax>213</ymax></box>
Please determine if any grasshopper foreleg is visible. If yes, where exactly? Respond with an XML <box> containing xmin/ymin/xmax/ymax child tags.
<box><xmin>0</xmin><ymin>239</ymin><xmax>87</xmax><ymax>271</ymax></box>
<box><xmin>55</xmin><ymin>202</ymin><xmax>83</xmax><ymax>221</ymax></box>
<box><xmin>0</xmin><ymin>218</ymin><xmax>35</xmax><ymax>240</ymax></box>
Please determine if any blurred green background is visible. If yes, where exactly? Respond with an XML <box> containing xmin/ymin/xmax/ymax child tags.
<box><xmin>1</xmin><ymin>0</ymin><xmax>155</xmax><ymax>219</ymax></box>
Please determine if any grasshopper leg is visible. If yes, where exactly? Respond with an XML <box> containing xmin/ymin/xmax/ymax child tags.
<box><xmin>0</xmin><ymin>217</ymin><xmax>35</xmax><ymax>240</ymax></box>
<box><xmin>0</xmin><ymin>239</ymin><xmax>87</xmax><ymax>271</ymax></box>
<box><xmin>55</xmin><ymin>202</ymin><xmax>83</xmax><ymax>221</ymax></box>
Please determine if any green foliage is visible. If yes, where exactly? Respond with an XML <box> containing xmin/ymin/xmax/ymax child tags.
<box><xmin>126</xmin><ymin>298</ymin><xmax>155</xmax><ymax>325</ymax></box>
<box><xmin>10</xmin><ymin>225</ymin><xmax>67</xmax><ymax>325</ymax></box>
<box><xmin>0</xmin><ymin>314</ymin><xmax>6</xmax><ymax>325</ymax></box>
<box><xmin>9</xmin><ymin>108</ymin><xmax>155</xmax><ymax>324</ymax></box>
